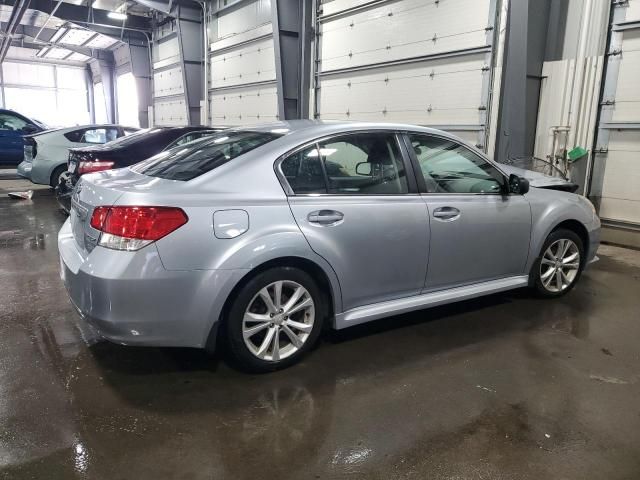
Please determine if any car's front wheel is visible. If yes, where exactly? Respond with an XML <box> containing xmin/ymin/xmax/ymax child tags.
<box><xmin>533</xmin><ymin>228</ymin><xmax>584</xmax><ymax>297</ymax></box>
<box><xmin>225</xmin><ymin>267</ymin><xmax>326</xmax><ymax>372</ymax></box>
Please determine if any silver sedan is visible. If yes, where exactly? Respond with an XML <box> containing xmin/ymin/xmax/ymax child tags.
<box><xmin>58</xmin><ymin>121</ymin><xmax>600</xmax><ymax>371</ymax></box>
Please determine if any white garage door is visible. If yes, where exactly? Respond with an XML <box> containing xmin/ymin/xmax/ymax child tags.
<box><xmin>152</xmin><ymin>28</ymin><xmax>189</xmax><ymax>126</ymax></box>
<box><xmin>209</xmin><ymin>0</ymin><xmax>279</xmax><ymax>126</ymax></box>
<box><xmin>315</xmin><ymin>0</ymin><xmax>499</xmax><ymax>149</ymax></box>
<box><xmin>1</xmin><ymin>62</ymin><xmax>89</xmax><ymax>127</ymax></box>
<box><xmin>592</xmin><ymin>1</ymin><xmax>640</xmax><ymax>227</ymax></box>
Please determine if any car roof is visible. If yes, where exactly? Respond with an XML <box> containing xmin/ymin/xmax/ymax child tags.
<box><xmin>229</xmin><ymin>119</ymin><xmax>462</xmax><ymax>139</ymax></box>
<box><xmin>221</xmin><ymin>120</ymin><xmax>469</xmax><ymax>150</ymax></box>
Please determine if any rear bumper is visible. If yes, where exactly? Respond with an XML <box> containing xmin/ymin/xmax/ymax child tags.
<box><xmin>16</xmin><ymin>161</ymin><xmax>32</xmax><ymax>180</ymax></box>
<box><xmin>58</xmin><ymin>219</ymin><xmax>244</xmax><ymax>348</ymax></box>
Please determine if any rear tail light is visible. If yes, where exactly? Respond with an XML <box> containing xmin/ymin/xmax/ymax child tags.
<box><xmin>90</xmin><ymin>206</ymin><xmax>188</xmax><ymax>251</ymax></box>
<box><xmin>78</xmin><ymin>160</ymin><xmax>115</xmax><ymax>175</ymax></box>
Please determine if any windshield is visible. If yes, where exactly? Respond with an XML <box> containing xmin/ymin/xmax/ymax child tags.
<box><xmin>131</xmin><ymin>131</ymin><xmax>281</xmax><ymax>181</ymax></box>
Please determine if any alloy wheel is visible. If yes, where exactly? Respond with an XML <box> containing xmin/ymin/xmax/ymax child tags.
<box><xmin>242</xmin><ymin>280</ymin><xmax>315</xmax><ymax>361</ymax></box>
<box><xmin>539</xmin><ymin>238</ymin><xmax>581</xmax><ymax>293</ymax></box>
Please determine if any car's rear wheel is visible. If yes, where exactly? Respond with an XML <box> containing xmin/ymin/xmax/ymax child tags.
<box><xmin>225</xmin><ymin>267</ymin><xmax>326</xmax><ymax>372</ymax></box>
<box><xmin>533</xmin><ymin>228</ymin><xmax>584</xmax><ymax>297</ymax></box>
<box><xmin>50</xmin><ymin>165</ymin><xmax>67</xmax><ymax>188</ymax></box>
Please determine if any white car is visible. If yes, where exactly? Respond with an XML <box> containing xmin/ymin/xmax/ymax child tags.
<box><xmin>17</xmin><ymin>125</ymin><xmax>138</xmax><ymax>187</ymax></box>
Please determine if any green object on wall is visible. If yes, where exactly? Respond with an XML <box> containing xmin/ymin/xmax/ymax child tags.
<box><xmin>568</xmin><ymin>146</ymin><xmax>588</xmax><ymax>162</ymax></box>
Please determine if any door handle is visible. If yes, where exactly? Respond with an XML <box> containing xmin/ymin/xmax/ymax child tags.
<box><xmin>433</xmin><ymin>206</ymin><xmax>461</xmax><ymax>221</ymax></box>
<box><xmin>308</xmin><ymin>210</ymin><xmax>344</xmax><ymax>225</ymax></box>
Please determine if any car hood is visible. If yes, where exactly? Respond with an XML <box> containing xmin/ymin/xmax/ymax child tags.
<box><xmin>499</xmin><ymin>164</ymin><xmax>578</xmax><ymax>192</ymax></box>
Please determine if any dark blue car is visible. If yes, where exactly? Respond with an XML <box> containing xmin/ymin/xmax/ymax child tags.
<box><xmin>0</xmin><ymin>109</ymin><xmax>47</xmax><ymax>165</ymax></box>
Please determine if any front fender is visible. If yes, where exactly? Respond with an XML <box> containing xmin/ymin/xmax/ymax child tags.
<box><xmin>525</xmin><ymin>188</ymin><xmax>598</xmax><ymax>272</ymax></box>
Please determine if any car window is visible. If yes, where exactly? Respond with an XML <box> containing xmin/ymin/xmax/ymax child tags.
<box><xmin>164</xmin><ymin>131</ymin><xmax>218</xmax><ymax>150</ymax></box>
<box><xmin>0</xmin><ymin>113</ymin><xmax>28</xmax><ymax>131</ymax></box>
<box><xmin>408</xmin><ymin>134</ymin><xmax>504</xmax><ymax>194</ymax></box>
<box><xmin>79</xmin><ymin>128</ymin><xmax>120</xmax><ymax>144</ymax></box>
<box><xmin>281</xmin><ymin>146</ymin><xmax>327</xmax><ymax>194</ymax></box>
<box><xmin>318</xmin><ymin>133</ymin><xmax>408</xmax><ymax>195</ymax></box>
<box><xmin>131</xmin><ymin>131</ymin><xmax>281</xmax><ymax>181</ymax></box>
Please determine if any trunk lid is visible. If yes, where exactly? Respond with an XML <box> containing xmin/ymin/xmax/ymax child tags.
<box><xmin>70</xmin><ymin>168</ymin><xmax>164</xmax><ymax>253</ymax></box>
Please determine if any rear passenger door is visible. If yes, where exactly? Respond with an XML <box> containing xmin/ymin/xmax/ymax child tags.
<box><xmin>282</xmin><ymin>131</ymin><xmax>430</xmax><ymax>311</ymax></box>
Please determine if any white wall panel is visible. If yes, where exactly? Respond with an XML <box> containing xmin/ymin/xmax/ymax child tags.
<box><xmin>210</xmin><ymin>37</ymin><xmax>276</xmax><ymax>88</ymax></box>
<box><xmin>153</xmin><ymin>98</ymin><xmax>189</xmax><ymax>126</ymax></box>
<box><xmin>153</xmin><ymin>67</ymin><xmax>185</xmax><ymax>98</ymax></box>
<box><xmin>210</xmin><ymin>84</ymin><xmax>278</xmax><ymax>126</ymax></box>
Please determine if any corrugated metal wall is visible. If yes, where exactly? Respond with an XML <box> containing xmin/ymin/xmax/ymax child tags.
<box><xmin>314</xmin><ymin>0</ymin><xmax>501</xmax><ymax>150</ymax></box>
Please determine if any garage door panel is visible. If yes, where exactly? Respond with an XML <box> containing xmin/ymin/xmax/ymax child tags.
<box><xmin>210</xmin><ymin>84</ymin><xmax>278</xmax><ymax>126</ymax></box>
<box><xmin>2</xmin><ymin>62</ymin><xmax>55</xmax><ymax>88</ymax></box>
<box><xmin>611</xmin><ymin>43</ymin><xmax>640</xmax><ymax>98</ymax></box>
<box><xmin>153</xmin><ymin>67</ymin><xmax>184</xmax><ymax>98</ymax></box>
<box><xmin>607</xmin><ymin>129</ymin><xmax>640</xmax><ymax>151</ymax></box>
<box><xmin>320</xmin><ymin>0</ymin><xmax>490</xmax><ymax>72</ymax></box>
<box><xmin>599</xmin><ymin>197</ymin><xmax>640</xmax><ymax>224</ymax></box>
<box><xmin>153</xmin><ymin>98</ymin><xmax>188</xmax><ymax>126</ymax></box>
<box><xmin>601</xmin><ymin>151</ymin><xmax>640</xmax><ymax>201</ymax></box>
<box><xmin>624</xmin><ymin>0</ymin><xmax>640</xmax><ymax>23</ymax></box>
<box><xmin>316</xmin><ymin>0</ymin><xmax>494</xmax><ymax>144</ymax></box>
<box><xmin>319</xmin><ymin>59</ymin><xmax>484</xmax><ymax>124</ymax></box>
<box><xmin>210</xmin><ymin>37</ymin><xmax>276</xmax><ymax>89</ymax></box>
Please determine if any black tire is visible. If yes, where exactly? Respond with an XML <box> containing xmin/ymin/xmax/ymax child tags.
<box><xmin>532</xmin><ymin>228</ymin><xmax>585</xmax><ymax>298</ymax></box>
<box><xmin>50</xmin><ymin>165</ymin><xmax>67</xmax><ymax>188</ymax></box>
<box><xmin>225</xmin><ymin>267</ymin><xmax>326</xmax><ymax>372</ymax></box>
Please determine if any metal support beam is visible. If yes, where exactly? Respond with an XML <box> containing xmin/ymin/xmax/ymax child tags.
<box><xmin>4</xmin><ymin>0</ymin><xmax>152</xmax><ymax>31</ymax></box>
<box><xmin>0</xmin><ymin>0</ymin><xmax>32</xmax><ymax>64</ymax></box>
<box><xmin>175</xmin><ymin>7</ymin><xmax>204</xmax><ymax>125</ymax></box>
<box><xmin>272</xmin><ymin>0</ymin><xmax>312</xmax><ymax>120</ymax></box>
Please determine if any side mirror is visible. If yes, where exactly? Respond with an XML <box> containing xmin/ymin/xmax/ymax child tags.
<box><xmin>355</xmin><ymin>162</ymin><xmax>372</xmax><ymax>176</ymax></box>
<box><xmin>21</xmin><ymin>124</ymin><xmax>39</xmax><ymax>135</ymax></box>
<box><xmin>509</xmin><ymin>174</ymin><xmax>530</xmax><ymax>195</ymax></box>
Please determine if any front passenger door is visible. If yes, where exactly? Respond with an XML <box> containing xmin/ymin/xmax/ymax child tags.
<box><xmin>406</xmin><ymin>134</ymin><xmax>532</xmax><ymax>291</ymax></box>
<box><xmin>284</xmin><ymin>132</ymin><xmax>430</xmax><ymax>311</ymax></box>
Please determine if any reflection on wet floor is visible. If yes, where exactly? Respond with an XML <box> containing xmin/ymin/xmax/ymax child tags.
<box><xmin>1</xmin><ymin>178</ymin><xmax>640</xmax><ymax>479</ymax></box>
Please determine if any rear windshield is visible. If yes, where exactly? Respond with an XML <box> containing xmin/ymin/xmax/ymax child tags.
<box><xmin>130</xmin><ymin>131</ymin><xmax>280</xmax><ymax>181</ymax></box>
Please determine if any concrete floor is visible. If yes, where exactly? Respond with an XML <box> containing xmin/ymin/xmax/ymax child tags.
<box><xmin>1</xmin><ymin>173</ymin><xmax>640</xmax><ymax>480</ymax></box>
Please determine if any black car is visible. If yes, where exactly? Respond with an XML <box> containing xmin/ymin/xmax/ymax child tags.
<box><xmin>56</xmin><ymin>126</ymin><xmax>223</xmax><ymax>212</ymax></box>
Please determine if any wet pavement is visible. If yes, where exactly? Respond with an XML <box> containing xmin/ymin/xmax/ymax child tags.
<box><xmin>1</xmin><ymin>174</ymin><xmax>639</xmax><ymax>479</ymax></box>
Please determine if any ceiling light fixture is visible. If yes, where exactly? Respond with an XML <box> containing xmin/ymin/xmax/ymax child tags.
<box><xmin>107</xmin><ymin>11</ymin><xmax>127</xmax><ymax>20</ymax></box>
